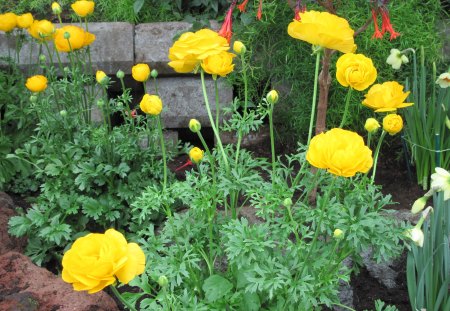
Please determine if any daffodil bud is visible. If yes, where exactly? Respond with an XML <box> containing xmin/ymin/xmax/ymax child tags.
<box><xmin>283</xmin><ymin>198</ymin><xmax>292</xmax><ymax>208</ymax></box>
<box><xmin>151</xmin><ymin>69</ymin><xmax>158</xmax><ymax>79</ymax></box>
<box><xmin>266</xmin><ymin>90</ymin><xmax>279</xmax><ymax>105</ymax></box>
<box><xmin>333</xmin><ymin>229</ymin><xmax>344</xmax><ymax>239</ymax></box>
<box><xmin>60</xmin><ymin>109</ymin><xmax>67</xmax><ymax>117</ymax></box>
<box><xmin>233</xmin><ymin>41</ymin><xmax>246</xmax><ymax>55</ymax></box>
<box><xmin>364</xmin><ymin>118</ymin><xmax>380</xmax><ymax>133</ymax></box>
<box><xmin>116</xmin><ymin>69</ymin><xmax>125</xmax><ymax>79</ymax></box>
<box><xmin>189</xmin><ymin>119</ymin><xmax>201</xmax><ymax>133</ymax></box>
<box><xmin>407</xmin><ymin>227</ymin><xmax>424</xmax><ymax>247</ymax></box>
<box><xmin>52</xmin><ymin>2</ymin><xmax>62</xmax><ymax>14</ymax></box>
<box><xmin>158</xmin><ymin>275</ymin><xmax>168</xmax><ymax>287</ymax></box>
<box><xmin>411</xmin><ymin>195</ymin><xmax>429</xmax><ymax>214</ymax></box>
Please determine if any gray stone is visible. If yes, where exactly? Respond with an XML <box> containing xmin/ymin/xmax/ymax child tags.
<box><xmin>145</xmin><ymin>76</ymin><xmax>233</xmax><ymax>128</ymax></box>
<box><xmin>361</xmin><ymin>248</ymin><xmax>399</xmax><ymax>289</ymax></box>
<box><xmin>138</xmin><ymin>130</ymin><xmax>179</xmax><ymax>152</ymax></box>
<box><xmin>334</xmin><ymin>257</ymin><xmax>354</xmax><ymax>311</ymax></box>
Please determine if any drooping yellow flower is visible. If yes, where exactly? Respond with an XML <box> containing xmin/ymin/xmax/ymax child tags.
<box><xmin>96</xmin><ymin>70</ymin><xmax>107</xmax><ymax>84</ymax></box>
<box><xmin>364</xmin><ymin>118</ymin><xmax>380</xmax><ymax>133</ymax></box>
<box><xmin>336</xmin><ymin>53</ymin><xmax>377</xmax><ymax>91</ymax></box>
<box><xmin>62</xmin><ymin>229</ymin><xmax>145</xmax><ymax>293</ymax></box>
<box><xmin>436</xmin><ymin>72</ymin><xmax>450</xmax><ymax>89</ymax></box>
<box><xmin>201</xmin><ymin>51</ymin><xmax>235</xmax><ymax>77</ymax></box>
<box><xmin>0</xmin><ymin>13</ymin><xmax>17</xmax><ymax>33</ymax></box>
<box><xmin>25</xmin><ymin>75</ymin><xmax>48</xmax><ymax>92</ymax></box>
<box><xmin>382</xmin><ymin>114</ymin><xmax>403</xmax><ymax>135</ymax></box>
<box><xmin>28</xmin><ymin>20</ymin><xmax>55</xmax><ymax>41</ymax></box>
<box><xmin>189</xmin><ymin>147</ymin><xmax>204</xmax><ymax>164</ymax></box>
<box><xmin>362</xmin><ymin>81</ymin><xmax>413</xmax><ymax>112</ymax></box>
<box><xmin>287</xmin><ymin>10</ymin><xmax>356</xmax><ymax>54</ymax></box>
<box><xmin>132</xmin><ymin>63</ymin><xmax>150</xmax><ymax>82</ymax></box>
<box><xmin>54</xmin><ymin>25</ymin><xmax>95</xmax><ymax>52</ymax></box>
<box><xmin>306</xmin><ymin>128</ymin><xmax>373</xmax><ymax>177</ymax></box>
<box><xmin>168</xmin><ymin>28</ymin><xmax>230</xmax><ymax>73</ymax></box>
<box><xmin>71</xmin><ymin>0</ymin><xmax>95</xmax><ymax>17</ymax></box>
<box><xmin>386</xmin><ymin>48</ymin><xmax>409</xmax><ymax>70</ymax></box>
<box><xmin>16</xmin><ymin>13</ymin><xmax>34</xmax><ymax>29</ymax></box>
<box><xmin>140</xmin><ymin>94</ymin><xmax>162</xmax><ymax>116</ymax></box>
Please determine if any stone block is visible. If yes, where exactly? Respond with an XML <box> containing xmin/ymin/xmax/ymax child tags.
<box><xmin>145</xmin><ymin>76</ymin><xmax>233</xmax><ymax>128</ymax></box>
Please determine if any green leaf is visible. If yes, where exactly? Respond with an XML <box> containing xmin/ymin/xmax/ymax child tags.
<box><xmin>202</xmin><ymin>274</ymin><xmax>233</xmax><ymax>302</ymax></box>
<box><xmin>240</xmin><ymin>292</ymin><xmax>261</xmax><ymax>311</ymax></box>
<box><xmin>133</xmin><ymin>0</ymin><xmax>145</xmax><ymax>14</ymax></box>
<box><xmin>8</xmin><ymin>215</ymin><xmax>31</xmax><ymax>236</ymax></box>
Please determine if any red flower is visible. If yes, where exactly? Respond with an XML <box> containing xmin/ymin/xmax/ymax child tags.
<box><xmin>380</xmin><ymin>7</ymin><xmax>400</xmax><ymax>40</ymax></box>
<box><xmin>175</xmin><ymin>159</ymin><xmax>193</xmax><ymax>172</ymax></box>
<box><xmin>218</xmin><ymin>1</ymin><xmax>237</xmax><ymax>43</ymax></box>
<box><xmin>294</xmin><ymin>0</ymin><xmax>306</xmax><ymax>21</ymax></box>
<box><xmin>371</xmin><ymin>9</ymin><xmax>383</xmax><ymax>39</ymax></box>
<box><xmin>256</xmin><ymin>0</ymin><xmax>262</xmax><ymax>20</ymax></box>
<box><xmin>237</xmin><ymin>0</ymin><xmax>249</xmax><ymax>12</ymax></box>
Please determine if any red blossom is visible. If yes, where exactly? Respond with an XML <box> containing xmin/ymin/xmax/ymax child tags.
<box><xmin>237</xmin><ymin>0</ymin><xmax>249</xmax><ymax>12</ymax></box>
<box><xmin>294</xmin><ymin>0</ymin><xmax>306</xmax><ymax>21</ymax></box>
<box><xmin>256</xmin><ymin>0</ymin><xmax>262</xmax><ymax>20</ymax></box>
<box><xmin>175</xmin><ymin>159</ymin><xmax>193</xmax><ymax>172</ymax></box>
<box><xmin>371</xmin><ymin>9</ymin><xmax>383</xmax><ymax>39</ymax></box>
<box><xmin>380</xmin><ymin>7</ymin><xmax>400</xmax><ymax>40</ymax></box>
<box><xmin>218</xmin><ymin>1</ymin><xmax>237</xmax><ymax>43</ymax></box>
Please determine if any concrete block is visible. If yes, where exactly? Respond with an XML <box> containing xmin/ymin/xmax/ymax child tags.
<box><xmin>145</xmin><ymin>76</ymin><xmax>233</xmax><ymax>128</ymax></box>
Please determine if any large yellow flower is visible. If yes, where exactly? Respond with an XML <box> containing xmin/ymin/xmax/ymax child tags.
<box><xmin>54</xmin><ymin>25</ymin><xmax>95</xmax><ymax>52</ymax></box>
<box><xmin>71</xmin><ymin>0</ymin><xmax>95</xmax><ymax>17</ymax></box>
<box><xmin>62</xmin><ymin>229</ymin><xmax>145</xmax><ymax>294</ymax></box>
<box><xmin>140</xmin><ymin>94</ymin><xmax>162</xmax><ymax>116</ymax></box>
<box><xmin>168</xmin><ymin>28</ymin><xmax>230</xmax><ymax>73</ymax></box>
<box><xmin>306</xmin><ymin>128</ymin><xmax>373</xmax><ymax>177</ymax></box>
<box><xmin>25</xmin><ymin>75</ymin><xmax>48</xmax><ymax>92</ymax></box>
<box><xmin>362</xmin><ymin>81</ymin><xmax>413</xmax><ymax>112</ymax></box>
<box><xmin>0</xmin><ymin>13</ymin><xmax>17</xmax><ymax>33</ymax></box>
<box><xmin>28</xmin><ymin>19</ymin><xmax>55</xmax><ymax>41</ymax></box>
<box><xmin>201</xmin><ymin>51</ymin><xmax>235</xmax><ymax>77</ymax></box>
<box><xmin>16</xmin><ymin>13</ymin><xmax>34</xmax><ymax>29</ymax></box>
<box><xmin>287</xmin><ymin>10</ymin><xmax>356</xmax><ymax>54</ymax></box>
<box><xmin>336</xmin><ymin>53</ymin><xmax>377</xmax><ymax>91</ymax></box>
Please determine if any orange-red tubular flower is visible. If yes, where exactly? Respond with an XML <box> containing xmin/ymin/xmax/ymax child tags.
<box><xmin>237</xmin><ymin>0</ymin><xmax>249</xmax><ymax>12</ymax></box>
<box><xmin>218</xmin><ymin>0</ymin><xmax>236</xmax><ymax>43</ymax></box>
<box><xmin>380</xmin><ymin>7</ymin><xmax>400</xmax><ymax>40</ymax></box>
<box><xmin>256</xmin><ymin>0</ymin><xmax>262</xmax><ymax>20</ymax></box>
<box><xmin>294</xmin><ymin>0</ymin><xmax>306</xmax><ymax>21</ymax></box>
<box><xmin>371</xmin><ymin>9</ymin><xmax>383</xmax><ymax>39</ymax></box>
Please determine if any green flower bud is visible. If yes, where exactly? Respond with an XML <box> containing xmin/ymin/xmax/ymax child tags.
<box><xmin>233</xmin><ymin>41</ymin><xmax>246</xmax><ymax>55</ymax></box>
<box><xmin>63</xmin><ymin>67</ymin><xmax>70</xmax><ymax>74</ymax></box>
<box><xmin>411</xmin><ymin>195</ymin><xmax>429</xmax><ymax>214</ymax></box>
<box><xmin>151</xmin><ymin>69</ymin><xmax>158</xmax><ymax>79</ymax></box>
<box><xmin>333</xmin><ymin>229</ymin><xmax>344</xmax><ymax>239</ymax></box>
<box><xmin>96</xmin><ymin>99</ymin><xmax>105</xmax><ymax>107</ymax></box>
<box><xmin>266</xmin><ymin>90</ymin><xmax>279</xmax><ymax>105</ymax></box>
<box><xmin>116</xmin><ymin>102</ymin><xmax>123</xmax><ymax>108</ymax></box>
<box><xmin>60</xmin><ymin>109</ymin><xmax>67</xmax><ymax>117</ymax></box>
<box><xmin>116</xmin><ymin>70</ymin><xmax>125</xmax><ymax>79</ymax></box>
<box><xmin>158</xmin><ymin>275</ymin><xmax>168</xmax><ymax>287</ymax></box>
<box><xmin>39</xmin><ymin>54</ymin><xmax>47</xmax><ymax>62</ymax></box>
<box><xmin>30</xmin><ymin>95</ymin><xmax>37</xmax><ymax>103</ymax></box>
<box><xmin>63</xmin><ymin>31</ymin><xmax>70</xmax><ymax>39</ymax></box>
<box><xmin>283</xmin><ymin>198</ymin><xmax>292</xmax><ymax>208</ymax></box>
<box><xmin>189</xmin><ymin>119</ymin><xmax>201</xmax><ymax>133</ymax></box>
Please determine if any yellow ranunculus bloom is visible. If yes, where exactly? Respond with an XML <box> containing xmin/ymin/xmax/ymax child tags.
<box><xmin>132</xmin><ymin>63</ymin><xmax>150</xmax><ymax>82</ymax></box>
<box><xmin>140</xmin><ymin>94</ymin><xmax>162</xmax><ymax>116</ymax></box>
<box><xmin>25</xmin><ymin>75</ymin><xmax>48</xmax><ymax>92</ymax></box>
<box><xmin>168</xmin><ymin>28</ymin><xmax>230</xmax><ymax>74</ymax></box>
<box><xmin>28</xmin><ymin>20</ymin><xmax>55</xmax><ymax>41</ymax></box>
<box><xmin>0</xmin><ymin>13</ymin><xmax>17</xmax><ymax>33</ymax></box>
<box><xmin>189</xmin><ymin>147</ymin><xmax>204</xmax><ymax>164</ymax></box>
<box><xmin>52</xmin><ymin>2</ymin><xmax>62</xmax><ymax>15</ymax></box>
<box><xmin>62</xmin><ymin>229</ymin><xmax>145</xmax><ymax>293</ymax></box>
<box><xmin>54</xmin><ymin>25</ymin><xmax>95</xmax><ymax>52</ymax></box>
<box><xmin>71</xmin><ymin>0</ymin><xmax>95</xmax><ymax>17</ymax></box>
<box><xmin>306</xmin><ymin>128</ymin><xmax>373</xmax><ymax>177</ymax></box>
<box><xmin>16</xmin><ymin>13</ymin><xmax>34</xmax><ymax>29</ymax></box>
<box><xmin>96</xmin><ymin>70</ymin><xmax>107</xmax><ymax>84</ymax></box>
<box><xmin>364</xmin><ymin>118</ymin><xmax>380</xmax><ymax>133</ymax></box>
<box><xmin>382</xmin><ymin>114</ymin><xmax>403</xmax><ymax>135</ymax></box>
<box><xmin>201</xmin><ymin>51</ymin><xmax>235</xmax><ymax>77</ymax></box>
<box><xmin>287</xmin><ymin>10</ymin><xmax>356</xmax><ymax>54</ymax></box>
<box><xmin>362</xmin><ymin>81</ymin><xmax>413</xmax><ymax>112</ymax></box>
<box><xmin>336</xmin><ymin>53</ymin><xmax>377</xmax><ymax>91</ymax></box>
<box><xmin>233</xmin><ymin>40</ymin><xmax>246</xmax><ymax>55</ymax></box>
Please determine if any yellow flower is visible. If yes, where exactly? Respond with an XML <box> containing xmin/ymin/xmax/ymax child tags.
<box><xmin>201</xmin><ymin>51</ymin><xmax>235</xmax><ymax>77</ymax></box>
<box><xmin>0</xmin><ymin>13</ymin><xmax>17</xmax><ymax>33</ymax></box>
<box><xmin>189</xmin><ymin>119</ymin><xmax>201</xmax><ymax>133</ymax></box>
<box><xmin>16</xmin><ymin>13</ymin><xmax>34</xmax><ymax>29</ymax></box>
<box><xmin>25</xmin><ymin>75</ymin><xmax>48</xmax><ymax>92</ymax></box>
<box><xmin>96</xmin><ymin>70</ymin><xmax>107</xmax><ymax>84</ymax></box>
<box><xmin>54</xmin><ymin>25</ymin><xmax>95</xmax><ymax>52</ymax></box>
<box><xmin>140</xmin><ymin>94</ymin><xmax>162</xmax><ymax>116</ymax></box>
<box><xmin>266</xmin><ymin>90</ymin><xmax>279</xmax><ymax>105</ymax></box>
<box><xmin>362</xmin><ymin>81</ymin><xmax>413</xmax><ymax>112</ymax></box>
<box><xmin>71</xmin><ymin>0</ymin><xmax>95</xmax><ymax>17</ymax></box>
<box><xmin>132</xmin><ymin>63</ymin><xmax>150</xmax><ymax>82</ymax></box>
<box><xmin>364</xmin><ymin>118</ymin><xmax>380</xmax><ymax>133</ymax></box>
<box><xmin>306</xmin><ymin>128</ymin><xmax>373</xmax><ymax>177</ymax></box>
<box><xmin>62</xmin><ymin>229</ymin><xmax>145</xmax><ymax>293</ymax></box>
<box><xmin>28</xmin><ymin>20</ymin><xmax>55</xmax><ymax>41</ymax></box>
<box><xmin>382</xmin><ymin>114</ymin><xmax>403</xmax><ymax>135</ymax></box>
<box><xmin>336</xmin><ymin>53</ymin><xmax>377</xmax><ymax>91</ymax></box>
<box><xmin>52</xmin><ymin>2</ymin><xmax>63</xmax><ymax>15</ymax></box>
<box><xmin>233</xmin><ymin>40</ymin><xmax>246</xmax><ymax>55</ymax></box>
<box><xmin>287</xmin><ymin>10</ymin><xmax>356</xmax><ymax>54</ymax></box>
<box><xmin>168</xmin><ymin>28</ymin><xmax>230</xmax><ymax>73</ymax></box>
<box><xmin>189</xmin><ymin>147</ymin><xmax>204</xmax><ymax>164</ymax></box>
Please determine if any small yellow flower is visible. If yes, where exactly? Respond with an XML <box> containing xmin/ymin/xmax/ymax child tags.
<box><xmin>52</xmin><ymin>2</ymin><xmax>63</xmax><ymax>15</ymax></box>
<box><xmin>233</xmin><ymin>40</ymin><xmax>246</xmax><ymax>55</ymax></box>
<box><xmin>54</xmin><ymin>25</ymin><xmax>95</xmax><ymax>52</ymax></box>
<box><xmin>333</xmin><ymin>229</ymin><xmax>344</xmax><ymax>239</ymax></box>
<box><xmin>364</xmin><ymin>118</ymin><xmax>380</xmax><ymax>133</ymax></box>
<box><xmin>140</xmin><ymin>94</ymin><xmax>162</xmax><ymax>116</ymax></box>
<box><xmin>96</xmin><ymin>70</ymin><xmax>107</xmax><ymax>84</ymax></box>
<box><xmin>132</xmin><ymin>63</ymin><xmax>151</xmax><ymax>82</ymax></box>
<box><xmin>386</xmin><ymin>49</ymin><xmax>409</xmax><ymax>70</ymax></box>
<box><xmin>16</xmin><ymin>13</ymin><xmax>34</xmax><ymax>29</ymax></box>
<box><xmin>436</xmin><ymin>72</ymin><xmax>450</xmax><ymax>89</ymax></box>
<box><xmin>362</xmin><ymin>81</ymin><xmax>413</xmax><ymax>112</ymax></box>
<box><xmin>336</xmin><ymin>53</ymin><xmax>377</xmax><ymax>91</ymax></box>
<box><xmin>189</xmin><ymin>147</ymin><xmax>204</xmax><ymax>164</ymax></box>
<box><xmin>382</xmin><ymin>114</ymin><xmax>403</xmax><ymax>135</ymax></box>
<box><xmin>266</xmin><ymin>90</ymin><xmax>279</xmax><ymax>105</ymax></box>
<box><xmin>189</xmin><ymin>119</ymin><xmax>201</xmax><ymax>133</ymax></box>
<box><xmin>0</xmin><ymin>13</ymin><xmax>17</xmax><ymax>33</ymax></box>
<box><xmin>201</xmin><ymin>51</ymin><xmax>235</xmax><ymax>77</ymax></box>
<box><xmin>71</xmin><ymin>0</ymin><xmax>95</xmax><ymax>17</ymax></box>
<box><xmin>28</xmin><ymin>19</ymin><xmax>55</xmax><ymax>41</ymax></box>
<box><xmin>25</xmin><ymin>75</ymin><xmax>48</xmax><ymax>92</ymax></box>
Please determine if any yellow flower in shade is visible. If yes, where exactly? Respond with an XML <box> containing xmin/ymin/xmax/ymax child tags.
<box><xmin>189</xmin><ymin>147</ymin><xmax>204</xmax><ymax>164</ymax></box>
<box><xmin>287</xmin><ymin>10</ymin><xmax>356</xmax><ymax>54</ymax></box>
<box><xmin>96</xmin><ymin>70</ymin><xmax>107</xmax><ymax>84</ymax></box>
<box><xmin>132</xmin><ymin>63</ymin><xmax>150</xmax><ymax>82</ymax></box>
<box><xmin>71</xmin><ymin>0</ymin><xmax>95</xmax><ymax>17</ymax></box>
<box><xmin>28</xmin><ymin>20</ymin><xmax>55</xmax><ymax>41</ymax></box>
<box><xmin>16</xmin><ymin>13</ymin><xmax>34</xmax><ymax>29</ymax></box>
<box><xmin>407</xmin><ymin>227</ymin><xmax>424</xmax><ymax>247</ymax></box>
<box><xmin>62</xmin><ymin>229</ymin><xmax>145</xmax><ymax>293</ymax></box>
<box><xmin>382</xmin><ymin>114</ymin><xmax>403</xmax><ymax>135</ymax></box>
<box><xmin>436</xmin><ymin>72</ymin><xmax>450</xmax><ymax>89</ymax></box>
<box><xmin>52</xmin><ymin>2</ymin><xmax>63</xmax><ymax>15</ymax></box>
<box><xmin>266</xmin><ymin>90</ymin><xmax>279</xmax><ymax>105</ymax></box>
<box><xmin>362</xmin><ymin>81</ymin><xmax>413</xmax><ymax>112</ymax></box>
<box><xmin>306</xmin><ymin>128</ymin><xmax>373</xmax><ymax>177</ymax></box>
<box><xmin>336</xmin><ymin>53</ymin><xmax>377</xmax><ymax>91</ymax></box>
<box><xmin>201</xmin><ymin>51</ymin><xmax>235</xmax><ymax>77</ymax></box>
<box><xmin>0</xmin><ymin>13</ymin><xmax>17</xmax><ymax>33</ymax></box>
<box><xmin>25</xmin><ymin>75</ymin><xmax>48</xmax><ymax>92</ymax></box>
<box><xmin>364</xmin><ymin>118</ymin><xmax>380</xmax><ymax>133</ymax></box>
<box><xmin>168</xmin><ymin>28</ymin><xmax>230</xmax><ymax>73</ymax></box>
<box><xmin>140</xmin><ymin>94</ymin><xmax>162</xmax><ymax>116</ymax></box>
<box><xmin>233</xmin><ymin>40</ymin><xmax>246</xmax><ymax>55</ymax></box>
<box><xmin>54</xmin><ymin>25</ymin><xmax>95</xmax><ymax>52</ymax></box>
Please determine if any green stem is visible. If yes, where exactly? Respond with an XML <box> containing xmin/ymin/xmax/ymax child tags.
<box><xmin>234</xmin><ymin>54</ymin><xmax>249</xmax><ymax>165</ymax></box>
<box><xmin>197</xmin><ymin>132</ymin><xmax>216</xmax><ymax>183</ymax></box>
<box><xmin>339</xmin><ymin>87</ymin><xmax>353</xmax><ymax>128</ymax></box>
<box><xmin>367</xmin><ymin>131</ymin><xmax>373</xmax><ymax>149</ymax></box>
<box><xmin>331</xmin><ymin>303</ymin><xmax>356</xmax><ymax>311</ymax></box>
<box><xmin>286</xmin><ymin>204</ymin><xmax>301</xmax><ymax>243</ymax></box>
<box><xmin>307</xmin><ymin>51</ymin><xmax>322</xmax><ymax>145</ymax></box>
<box><xmin>268</xmin><ymin>102</ymin><xmax>276</xmax><ymax>184</ymax></box>
<box><xmin>214</xmin><ymin>78</ymin><xmax>219</xmax><ymax>130</ymax></box>
<box><xmin>371</xmin><ymin>130</ymin><xmax>387</xmax><ymax>183</ymax></box>
<box><xmin>157</xmin><ymin>115</ymin><xmax>168</xmax><ymax>189</ymax></box>
<box><xmin>110</xmin><ymin>285</ymin><xmax>138</xmax><ymax>311</ymax></box>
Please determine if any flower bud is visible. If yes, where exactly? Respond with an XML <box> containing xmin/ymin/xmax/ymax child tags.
<box><xmin>283</xmin><ymin>198</ymin><xmax>292</xmax><ymax>208</ymax></box>
<box><xmin>63</xmin><ymin>31</ymin><xmax>70</xmax><ymax>39</ymax></box>
<box><xmin>382</xmin><ymin>114</ymin><xmax>403</xmax><ymax>136</ymax></box>
<box><xmin>189</xmin><ymin>147</ymin><xmax>204</xmax><ymax>164</ymax></box>
<box><xmin>407</xmin><ymin>227</ymin><xmax>424</xmax><ymax>247</ymax></box>
<box><xmin>60</xmin><ymin>109</ymin><xmax>67</xmax><ymax>117</ymax></box>
<box><xmin>52</xmin><ymin>2</ymin><xmax>62</xmax><ymax>14</ymax></box>
<box><xmin>96</xmin><ymin>99</ymin><xmax>104</xmax><ymax>107</ymax></box>
<box><xmin>116</xmin><ymin>102</ymin><xmax>123</xmax><ymax>108</ymax></box>
<box><xmin>30</xmin><ymin>95</ymin><xmax>37</xmax><ymax>103</ymax></box>
<box><xmin>333</xmin><ymin>229</ymin><xmax>344</xmax><ymax>239</ymax></box>
<box><xmin>158</xmin><ymin>275</ymin><xmax>168</xmax><ymax>287</ymax></box>
<box><xmin>96</xmin><ymin>70</ymin><xmax>108</xmax><ymax>85</ymax></box>
<box><xmin>151</xmin><ymin>69</ymin><xmax>158</xmax><ymax>79</ymax></box>
<box><xmin>233</xmin><ymin>41</ymin><xmax>246</xmax><ymax>55</ymax></box>
<box><xmin>266</xmin><ymin>90</ymin><xmax>279</xmax><ymax>105</ymax></box>
<box><xmin>411</xmin><ymin>195</ymin><xmax>429</xmax><ymax>214</ymax></box>
<box><xmin>364</xmin><ymin>118</ymin><xmax>380</xmax><ymax>133</ymax></box>
<box><xmin>39</xmin><ymin>54</ymin><xmax>47</xmax><ymax>62</ymax></box>
<box><xmin>63</xmin><ymin>67</ymin><xmax>70</xmax><ymax>74</ymax></box>
<box><xmin>189</xmin><ymin>119</ymin><xmax>201</xmax><ymax>133</ymax></box>
<box><xmin>116</xmin><ymin>70</ymin><xmax>125</xmax><ymax>79</ymax></box>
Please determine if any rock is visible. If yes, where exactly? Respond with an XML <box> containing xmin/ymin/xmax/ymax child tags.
<box><xmin>0</xmin><ymin>252</ymin><xmax>119</xmax><ymax>311</ymax></box>
<box><xmin>0</xmin><ymin>192</ymin><xmax>26</xmax><ymax>255</ymax></box>
<box><xmin>334</xmin><ymin>257</ymin><xmax>354</xmax><ymax>311</ymax></box>
<box><xmin>361</xmin><ymin>248</ymin><xmax>399</xmax><ymax>289</ymax></box>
